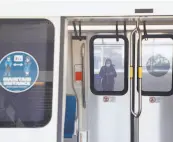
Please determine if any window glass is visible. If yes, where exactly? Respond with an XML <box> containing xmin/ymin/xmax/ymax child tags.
<box><xmin>90</xmin><ymin>36</ymin><xmax>128</xmax><ymax>95</ymax></box>
<box><xmin>142</xmin><ymin>37</ymin><xmax>172</xmax><ymax>93</ymax></box>
<box><xmin>0</xmin><ymin>19</ymin><xmax>54</xmax><ymax>127</ymax></box>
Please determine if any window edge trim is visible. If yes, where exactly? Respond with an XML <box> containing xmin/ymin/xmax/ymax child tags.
<box><xmin>139</xmin><ymin>34</ymin><xmax>173</xmax><ymax>96</ymax></box>
<box><xmin>89</xmin><ymin>34</ymin><xmax>129</xmax><ymax>96</ymax></box>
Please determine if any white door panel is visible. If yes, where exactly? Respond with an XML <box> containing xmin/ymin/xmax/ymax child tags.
<box><xmin>139</xmin><ymin>35</ymin><xmax>173</xmax><ymax>142</ymax></box>
<box><xmin>86</xmin><ymin>31</ymin><xmax>173</xmax><ymax>142</ymax></box>
<box><xmin>86</xmin><ymin>34</ymin><xmax>130</xmax><ymax>142</ymax></box>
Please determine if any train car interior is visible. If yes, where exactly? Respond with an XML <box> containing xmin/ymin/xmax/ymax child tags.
<box><xmin>0</xmin><ymin>15</ymin><xmax>173</xmax><ymax>142</ymax></box>
<box><xmin>64</xmin><ymin>16</ymin><xmax>173</xmax><ymax>142</ymax></box>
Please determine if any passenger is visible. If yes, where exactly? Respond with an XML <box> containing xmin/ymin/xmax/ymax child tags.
<box><xmin>99</xmin><ymin>58</ymin><xmax>117</xmax><ymax>91</ymax></box>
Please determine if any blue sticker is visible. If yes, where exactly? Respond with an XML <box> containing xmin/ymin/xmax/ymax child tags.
<box><xmin>0</xmin><ymin>51</ymin><xmax>39</xmax><ymax>93</ymax></box>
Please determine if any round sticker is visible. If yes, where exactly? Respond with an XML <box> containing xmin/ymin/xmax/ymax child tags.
<box><xmin>0</xmin><ymin>51</ymin><xmax>39</xmax><ymax>93</ymax></box>
<box><xmin>146</xmin><ymin>54</ymin><xmax>170</xmax><ymax>77</ymax></box>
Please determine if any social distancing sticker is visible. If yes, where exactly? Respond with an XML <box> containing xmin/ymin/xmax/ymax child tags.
<box><xmin>0</xmin><ymin>51</ymin><xmax>39</xmax><ymax>93</ymax></box>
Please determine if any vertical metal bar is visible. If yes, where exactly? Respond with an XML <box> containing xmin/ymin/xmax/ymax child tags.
<box><xmin>130</xmin><ymin>28</ymin><xmax>137</xmax><ymax>117</ymax></box>
<box><xmin>130</xmin><ymin>20</ymin><xmax>142</xmax><ymax>118</ymax></box>
<box><xmin>79</xmin><ymin>21</ymin><xmax>82</xmax><ymax>41</ymax></box>
<box><xmin>133</xmin><ymin>19</ymin><xmax>143</xmax><ymax>142</ymax></box>
<box><xmin>134</xmin><ymin>118</ymin><xmax>140</xmax><ymax>142</ymax></box>
<box><xmin>143</xmin><ymin>21</ymin><xmax>148</xmax><ymax>40</ymax></box>
<box><xmin>137</xmin><ymin>20</ymin><xmax>142</xmax><ymax>118</ymax></box>
<box><xmin>135</xmin><ymin>21</ymin><xmax>140</xmax><ymax>142</ymax></box>
<box><xmin>130</xmin><ymin>33</ymin><xmax>135</xmax><ymax>142</ymax></box>
<box><xmin>81</xmin><ymin>43</ymin><xmax>86</xmax><ymax>108</ymax></box>
<box><xmin>116</xmin><ymin>21</ymin><xmax>119</xmax><ymax>41</ymax></box>
<box><xmin>73</xmin><ymin>21</ymin><xmax>78</xmax><ymax>37</ymax></box>
<box><xmin>124</xmin><ymin>21</ymin><xmax>126</xmax><ymax>36</ymax></box>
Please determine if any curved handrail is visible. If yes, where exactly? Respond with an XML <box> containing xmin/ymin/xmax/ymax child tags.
<box><xmin>130</xmin><ymin>20</ymin><xmax>142</xmax><ymax>118</ymax></box>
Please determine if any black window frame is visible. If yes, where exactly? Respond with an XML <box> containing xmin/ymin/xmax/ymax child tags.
<box><xmin>138</xmin><ymin>34</ymin><xmax>173</xmax><ymax>96</ymax></box>
<box><xmin>90</xmin><ymin>35</ymin><xmax>129</xmax><ymax>95</ymax></box>
<box><xmin>0</xmin><ymin>18</ymin><xmax>54</xmax><ymax>127</ymax></box>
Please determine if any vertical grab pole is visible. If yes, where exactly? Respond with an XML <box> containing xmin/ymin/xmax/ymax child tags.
<box><xmin>130</xmin><ymin>20</ymin><xmax>143</xmax><ymax>142</ymax></box>
<box><xmin>137</xmin><ymin>20</ymin><xmax>142</xmax><ymax>118</ymax></box>
<box><xmin>138</xmin><ymin>20</ymin><xmax>143</xmax><ymax>142</ymax></box>
<box><xmin>130</xmin><ymin>20</ymin><xmax>142</xmax><ymax>118</ymax></box>
<box><xmin>135</xmin><ymin>19</ymin><xmax>143</xmax><ymax>142</ymax></box>
<box><xmin>130</xmin><ymin>27</ymin><xmax>136</xmax><ymax>117</ymax></box>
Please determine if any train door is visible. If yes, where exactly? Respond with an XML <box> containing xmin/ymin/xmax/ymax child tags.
<box><xmin>122</xmin><ymin>19</ymin><xmax>173</xmax><ymax>142</ymax></box>
<box><xmin>69</xmin><ymin>17</ymin><xmax>173</xmax><ymax>142</ymax></box>
<box><xmin>85</xmin><ymin>18</ymin><xmax>173</xmax><ymax>142</ymax></box>
<box><xmin>129</xmin><ymin>20</ymin><xmax>173</xmax><ymax>142</ymax></box>
<box><xmin>86</xmin><ymin>34</ymin><xmax>130</xmax><ymax>142</ymax></box>
<box><xmin>138</xmin><ymin>35</ymin><xmax>173</xmax><ymax>142</ymax></box>
<box><xmin>68</xmin><ymin>20</ymin><xmax>131</xmax><ymax>142</ymax></box>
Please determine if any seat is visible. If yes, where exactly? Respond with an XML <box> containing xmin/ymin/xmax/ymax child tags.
<box><xmin>64</xmin><ymin>95</ymin><xmax>76</xmax><ymax>138</ymax></box>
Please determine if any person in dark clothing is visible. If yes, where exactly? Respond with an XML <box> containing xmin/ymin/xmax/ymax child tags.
<box><xmin>99</xmin><ymin>58</ymin><xmax>117</xmax><ymax>91</ymax></box>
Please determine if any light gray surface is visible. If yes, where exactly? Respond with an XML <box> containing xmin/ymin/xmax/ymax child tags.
<box><xmin>57</xmin><ymin>17</ymin><xmax>66</xmax><ymax>142</ymax></box>
<box><xmin>87</xmin><ymin>35</ymin><xmax>173</xmax><ymax>142</ymax></box>
<box><xmin>86</xmin><ymin>34</ymin><xmax>131</xmax><ymax>142</ymax></box>
<box><xmin>64</xmin><ymin>137</ymin><xmax>77</xmax><ymax>142</ymax></box>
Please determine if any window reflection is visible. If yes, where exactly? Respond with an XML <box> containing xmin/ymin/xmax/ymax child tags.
<box><xmin>0</xmin><ymin>19</ymin><xmax>54</xmax><ymax>127</ymax></box>
<box><xmin>142</xmin><ymin>38</ymin><xmax>173</xmax><ymax>92</ymax></box>
<box><xmin>93</xmin><ymin>38</ymin><xmax>125</xmax><ymax>91</ymax></box>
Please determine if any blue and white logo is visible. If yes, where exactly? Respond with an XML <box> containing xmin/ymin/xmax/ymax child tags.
<box><xmin>0</xmin><ymin>51</ymin><xmax>39</xmax><ymax>93</ymax></box>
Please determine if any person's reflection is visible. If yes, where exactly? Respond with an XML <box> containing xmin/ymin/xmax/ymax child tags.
<box><xmin>99</xmin><ymin>58</ymin><xmax>117</xmax><ymax>91</ymax></box>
